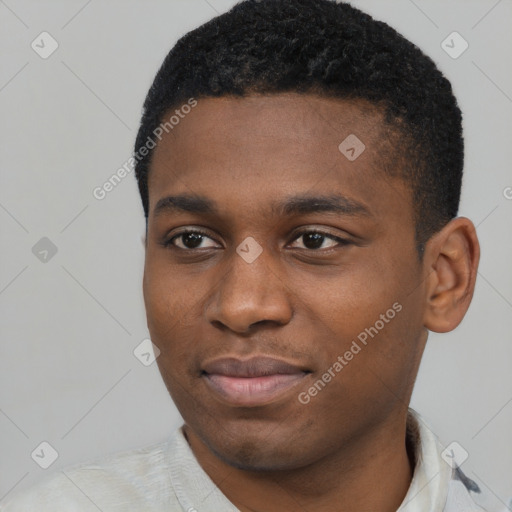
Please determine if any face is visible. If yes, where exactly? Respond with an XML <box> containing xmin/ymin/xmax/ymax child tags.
<box><xmin>143</xmin><ymin>93</ymin><xmax>429</xmax><ymax>471</ymax></box>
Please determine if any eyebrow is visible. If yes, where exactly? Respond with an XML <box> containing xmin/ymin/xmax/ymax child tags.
<box><xmin>153</xmin><ymin>193</ymin><xmax>371</xmax><ymax>219</ymax></box>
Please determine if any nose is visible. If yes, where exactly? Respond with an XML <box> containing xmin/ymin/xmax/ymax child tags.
<box><xmin>205</xmin><ymin>242</ymin><xmax>293</xmax><ymax>334</ymax></box>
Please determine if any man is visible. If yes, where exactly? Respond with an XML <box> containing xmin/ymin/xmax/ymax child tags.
<box><xmin>1</xmin><ymin>0</ymin><xmax>496</xmax><ymax>510</ymax></box>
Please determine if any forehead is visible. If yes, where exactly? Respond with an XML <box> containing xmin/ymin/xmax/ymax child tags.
<box><xmin>147</xmin><ymin>93</ymin><xmax>410</xmax><ymax>224</ymax></box>
<box><xmin>153</xmin><ymin>93</ymin><xmax>387</xmax><ymax>158</ymax></box>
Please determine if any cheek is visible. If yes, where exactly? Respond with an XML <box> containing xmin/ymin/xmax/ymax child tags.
<box><xmin>300</xmin><ymin>257</ymin><xmax>400</xmax><ymax>340</ymax></box>
<box><xmin>143</xmin><ymin>259</ymin><xmax>189</xmax><ymax>358</ymax></box>
<box><xmin>306</xmin><ymin>248</ymin><xmax>423</xmax><ymax>381</ymax></box>
<box><xmin>143</xmin><ymin>250</ymin><xmax>192</xmax><ymax>325</ymax></box>
<box><xmin>143</xmin><ymin>255</ymin><xmax>214</xmax><ymax>383</ymax></box>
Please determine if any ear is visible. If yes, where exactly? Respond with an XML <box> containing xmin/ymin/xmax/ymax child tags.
<box><xmin>423</xmin><ymin>217</ymin><xmax>480</xmax><ymax>333</ymax></box>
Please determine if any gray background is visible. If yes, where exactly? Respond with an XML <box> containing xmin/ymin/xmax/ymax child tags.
<box><xmin>1</xmin><ymin>0</ymin><xmax>511</xmax><ymax>508</ymax></box>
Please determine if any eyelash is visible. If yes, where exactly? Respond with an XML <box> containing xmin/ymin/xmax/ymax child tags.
<box><xmin>162</xmin><ymin>228</ymin><xmax>350</xmax><ymax>252</ymax></box>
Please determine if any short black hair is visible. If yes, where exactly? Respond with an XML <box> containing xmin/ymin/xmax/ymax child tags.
<box><xmin>134</xmin><ymin>0</ymin><xmax>463</xmax><ymax>247</ymax></box>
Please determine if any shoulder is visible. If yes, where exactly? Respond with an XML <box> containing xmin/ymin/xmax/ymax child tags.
<box><xmin>0</xmin><ymin>437</ymin><xmax>183</xmax><ymax>512</ymax></box>
<box><xmin>408</xmin><ymin>409</ymin><xmax>504</xmax><ymax>512</ymax></box>
<box><xmin>444</xmin><ymin>467</ymin><xmax>507</xmax><ymax>512</ymax></box>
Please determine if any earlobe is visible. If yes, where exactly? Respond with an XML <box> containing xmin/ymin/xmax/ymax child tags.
<box><xmin>423</xmin><ymin>217</ymin><xmax>480</xmax><ymax>333</ymax></box>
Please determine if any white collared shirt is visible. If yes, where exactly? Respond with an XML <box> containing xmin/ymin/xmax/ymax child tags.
<box><xmin>0</xmin><ymin>409</ymin><xmax>501</xmax><ymax>511</ymax></box>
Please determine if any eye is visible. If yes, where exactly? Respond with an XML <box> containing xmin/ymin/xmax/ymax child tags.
<box><xmin>289</xmin><ymin>230</ymin><xmax>350</xmax><ymax>250</ymax></box>
<box><xmin>162</xmin><ymin>228</ymin><xmax>350</xmax><ymax>252</ymax></box>
<box><xmin>164</xmin><ymin>229</ymin><xmax>219</xmax><ymax>250</ymax></box>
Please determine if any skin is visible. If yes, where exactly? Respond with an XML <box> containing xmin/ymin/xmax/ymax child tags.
<box><xmin>142</xmin><ymin>93</ymin><xmax>480</xmax><ymax>512</ymax></box>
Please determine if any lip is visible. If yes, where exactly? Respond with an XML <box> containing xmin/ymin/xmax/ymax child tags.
<box><xmin>201</xmin><ymin>356</ymin><xmax>310</xmax><ymax>407</ymax></box>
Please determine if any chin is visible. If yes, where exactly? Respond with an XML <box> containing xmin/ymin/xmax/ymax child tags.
<box><xmin>210</xmin><ymin>439</ymin><xmax>304</xmax><ymax>472</ymax></box>
<box><xmin>197</xmin><ymin>418</ymin><xmax>319</xmax><ymax>472</ymax></box>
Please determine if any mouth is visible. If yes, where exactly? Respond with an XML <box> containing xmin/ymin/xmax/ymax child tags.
<box><xmin>201</xmin><ymin>356</ymin><xmax>311</xmax><ymax>407</ymax></box>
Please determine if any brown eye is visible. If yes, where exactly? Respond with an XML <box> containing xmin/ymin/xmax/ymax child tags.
<box><xmin>164</xmin><ymin>230</ymin><xmax>219</xmax><ymax>250</ymax></box>
<box><xmin>290</xmin><ymin>230</ymin><xmax>350</xmax><ymax>250</ymax></box>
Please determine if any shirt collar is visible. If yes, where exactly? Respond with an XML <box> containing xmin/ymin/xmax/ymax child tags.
<box><xmin>167</xmin><ymin>426</ymin><xmax>239</xmax><ymax>512</ymax></box>
<box><xmin>397</xmin><ymin>409</ymin><xmax>453</xmax><ymax>511</ymax></box>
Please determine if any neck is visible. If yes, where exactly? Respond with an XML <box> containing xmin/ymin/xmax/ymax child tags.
<box><xmin>184</xmin><ymin>412</ymin><xmax>414</xmax><ymax>512</ymax></box>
